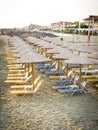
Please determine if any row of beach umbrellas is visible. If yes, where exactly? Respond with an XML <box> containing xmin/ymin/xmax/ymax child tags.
<box><xmin>25</xmin><ymin>36</ymin><xmax>98</xmax><ymax>88</ymax></box>
<box><xmin>7</xmin><ymin>36</ymin><xmax>51</xmax><ymax>90</ymax></box>
<box><xmin>7</xmin><ymin>35</ymin><xmax>98</xmax><ymax>91</ymax></box>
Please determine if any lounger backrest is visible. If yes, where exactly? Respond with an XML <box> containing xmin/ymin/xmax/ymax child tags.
<box><xmin>34</xmin><ymin>76</ymin><xmax>41</xmax><ymax>85</ymax></box>
<box><xmin>25</xmin><ymin>75</ymin><xmax>32</xmax><ymax>82</ymax></box>
<box><xmin>74</xmin><ymin>74</ymin><xmax>79</xmax><ymax>81</ymax></box>
<box><xmin>73</xmin><ymin>74</ymin><xmax>79</xmax><ymax>85</ymax></box>
<box><xmin>52</xmin><ymin>61</ymin><xmax>56</xmax><ymax>67</ymax></box>
<box><xmin>55</xmin><ymin>63</ymin><xmax>58</xmax><ymax>69</ymax></box>
<box><xmin>69</xmin><ymin>74</ymin><xmax>75</xmax><ymax>81</ymax></box>
<box><xmin>81</xmin><ymin>81</ymin><xmax>87</xmax><ymax>88</ymax></box>
<box><xmin>34</xmin><ymin>80</ymin><xmax>43</xmax><ymax>92</ymax></box>
<box><xmin>72</xmin><ymin>73</ymin><xmax>76</xmax><ymax>78</ymax></box>
<box><xmin>62</xmin><ymin>65</ymin><xmax>65</xmax><ymax>70</ymax></box>
<box><xmin>73</xmin><ymin>79</ymin><xmax>78</xmax><ymax>85</ymax></box>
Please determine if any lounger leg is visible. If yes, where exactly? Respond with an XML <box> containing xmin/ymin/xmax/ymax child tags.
<box><xmin>71</xmin><ymin>91</ymin><xmax>74</xmax><ymax>96</ymax></box>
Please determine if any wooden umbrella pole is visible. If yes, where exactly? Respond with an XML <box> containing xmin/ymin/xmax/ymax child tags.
<box><xmin>24</xmin><ymin>63</ymin><xmax>27</xmax><ymax>74</ymax></box>
<box><xmin>79</xmin><ymin>64</ymin><xmax>82</xmax><ymax>88</ymax></box>
<box><xmin>66</xmin><ymin>64</ymin><xmax>68</xmax><ymax>77</ymax></box>
<box><xmin>42</xmin><ymin>48</ymin><xmax>44</xmax><ymax>54</ymax></box>
<box><xmin>32</xmin><ymin>63</ymin><xmax>34</xmax><ymax>90</ymax></box>
<box><xmin>45</xmin><ymin>48</ymin><xmax>48</xmax><ymax>57</ymax></box>
<box><xmin>44</xmin><ymin>48</ymin><xmax>47</xmax><ymax>56</ymax></box>
<box><xmin>58</xmin><ymin>60</ymin><xmax>59</xmax><ymax>70</ymax></box>
<box><xmin>78</xmin><ymin>51</ymin><xmax>80</xmax><ymax>55</ymax></box>
<box><xmin>28</xmin><ymin>63</ymin><xmax>30</xmax><ymax>76</ymax></box>
<box><xmin>50</xmin><ymin>53</ymin><xmax>53</xmax><ymax>64</ymax></box>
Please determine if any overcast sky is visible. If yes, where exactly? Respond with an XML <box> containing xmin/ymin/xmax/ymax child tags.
<box><xmin>0</xmin><ymin>0</ymin><xmax>98</xmax><ymax>28</ymax></box>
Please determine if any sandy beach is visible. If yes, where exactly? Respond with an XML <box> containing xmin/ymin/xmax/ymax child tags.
<box><xmin>0</xmin><ymin>35</ymin><xmax>98</xmax><ymax>130</ymax></box>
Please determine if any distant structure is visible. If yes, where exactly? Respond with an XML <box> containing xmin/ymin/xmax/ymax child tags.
<box><xmin>22</xmin><ymin>24</ymin><xmax>48</xmax><ymax>32</ymax></box>
<box><xmin>83</xmin><ymin>15</ymin><xmax>98</xmax><ymax>30</ymax></box>
<box><xmin>49</xmin><ymin>21</ymin><xmax>78</xmax><ymax>32</ymax></box>
<box><xmin>83</xmin><ymin>15</ymin><xmax>98</xmax><ymax>45</ymax></box>
<box><xmin>50</xmin><ymin>15</ymin><xmax>98</xmax><ymax>32</ymax></box>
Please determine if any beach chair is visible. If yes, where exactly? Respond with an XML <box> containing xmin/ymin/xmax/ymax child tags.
<box><xmin>8</xmin><ymin>73</ymin><xmax>25</xmax><ymax>77</ymax></box>
<box><xmin>51</xmin><ymin>73</ymin><xmax>76</xmax><ymax>84</ymax></box>
<box><xmin>9</xmin><ymin>80</ymin><xmax>43</xmax><ymax>95</ymax></box>
<box><xmin>71</xmin><ymin>80</ymin><xmax>87</xmax><ymax>96</ymax></box>
<box><xmin>7</xmin><ymin>63</ymin><xmax>22</xmax><ymax>67</ymax></box>
<box><xmin>57</xmin><ymin>80</ymin><xmax>87</xmax><ymax>96</ymax></box>
<box><xmin>8</xmin><ymin>68</ymin><xmax>25</xmax><ymax>73</ymax></box>
<box><xmin>8</xmin><ymin>64</ymin><xmax>25</xmax><ymax>70</ymax></box>
<box><xmin>49</xmin><ymin>66</ymin><xmax>77</xmax><ymax>79</ymax></box>
<box><xmin>7</xmin><ymin>67</ymin><xmax>32</xmax><ymax>80</ymax></box>
<box><xmin>76</xmin><ymin>68</ymin><xmax>98</xmax><ymax>75</ymax></box>
<box><xmin>5</xmin><ymin>74</ymin><xmax>32</xmax><ymax>84</ymax></box>
<box><xmin>44</xmin><ymin>65</ymin><xmax>65</xmax><ymax>75</ymax></box>
<box><xmin>36</xmin><ymin>61</ymin><xmax>56</xmax><ymax>70</ymax></box>
<box><xmin>7</xmin><ymin>75</ymin><xmax>28</xmax><ymax>80</ymax></box>
<box><xmin>49</xmin><ymin>75</ymin><xmax>67</xmax><ymax>80</ymax></box>
<box><xmin>6</xmin><ymin>57</ymin><xmax>17</xmax><ymax>61</ymax></box>
<box><xmin>10</xmin><ymin>76</ymin><xmax>41</xmax><ymax>90</ymax></box>
<box><xmin>39</xmin><ymin>61</ymin><xmax>58</xmax><ymax>73</ymax></box>
<box><xmin>52</xmin><ymin>74</ymin><xmax>79</xmax><ymax>90</ymax></box>
<box><xmin>95</xmin><ymin>84</ymin><xmax>98</xmax><ymax>88</ymax></box>
<box><xmin>82</xmin><ymin>74</ymin><xmax>98</xmax><ymax>79</ymax></box>
<box><xmin>87</xmin><ymin>78</ymin><xmax>98</xmax><ymax>82</ymax></box>
<box><xmin>67</xmin><ymin>64</ymin><xmax>80</xmax><ymax>69</ymax></box>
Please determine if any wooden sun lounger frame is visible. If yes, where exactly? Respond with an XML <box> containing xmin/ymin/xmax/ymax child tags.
<box><xmin>57</xmin><ymin>81</ymin><xmax>87</xmax><ymax>96</ymax></box>
<box><xmin>82</xmin><ymin>75</ymin><xmax>98</xmax><ymax>79</ymax></box>
<box><xmin>10</xmin><ymin>76</ymin><xmax>41</xmax><ymax>89</ymax></box>
<box><xmin>10</xmin><ymin>80</ymin><xmax>43</xmax><ymax>95</ymax></box>
<box><xmin>87</xmin><ymin>78</ymin><xmax>98</xmax><ymax>82</ymax></box>
<box><xmin>95</xmin><ymin>84</ymin><xmax>98</xmax><ymax>87</ymax></box>
<box><xmin>5</xmin><ymin>75</ymin><xmax>32</xmax><ymax>84</ymax></box>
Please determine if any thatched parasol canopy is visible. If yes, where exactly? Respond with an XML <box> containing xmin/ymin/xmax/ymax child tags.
<box><xmin>88</xmin><ymin>52</ymin><xmax>98</xmax><ymax>59</ymax></box>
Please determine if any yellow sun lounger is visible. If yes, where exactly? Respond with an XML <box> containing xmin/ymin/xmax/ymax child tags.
<box><xmin>10</xmin><ymin>76</ymin><xmax>41</xmax><ymax>89</ymax></box>
<box><xmin>6</xmin><ymin>57</ymin><xmax>16</xmax><ymax>60</ymax></box>
<box><xmin>8</xmin><ymin>69</ymin><xmax>25</xmax><ymax>72</ymax></box>
<box><xmin>5</xmin><ymin>75</ymin><xmax>32</xmax><ymax>84</ymax></box>
<box><xmin>7</xmin><ymin>64</ymin><xmax>22</xmax><ymax>67</ymax></box>
<box><xmin>7</xmin><ymin>64</ymin><xmax>25</xmax><ymax>69</ymax></box>
<box><xmin>7</xmin><ymin>68</ymin><xmax>32</xmax><ymax>77</ymax></box>
<box><xmin>10</xmin><ymin>90</ymin><xmax>35</xmax><ymax>95</ymax></box>
<box><xmin>8</xmin><ymin>66</ymin><xmax>24</xmax><ymax>70</ymax></box>
<box><xmin>7</xmin><ymin>76</ymin><xmax>27</xmax><ymax>80</ymax></box>
<box><xmin>10</xmin><ymin>80</ymin><xmax>43</xmax><ymax>95</ymax></box>
<box><xmin>49</xmin><ymin>68</ymin><xmax>77</xmax><ymax>79</ymax></box>
<box><xmin>87</xmin><ymin>78</ymin><xmax>98</xmax><ymax>82</ymax></box>
<box><xmin>95</xmin><ymin>84</ymin><xmax>98</xmax><ymax>87</ymax></box>
<box><xmin>8</xmin><ymin>73</ymin><xmax>25</xmax><ymax>77</ymax></box>
<box><xmin>49</xmin><ymin>75</ymin><xmax>66</xmax><ymax>80</ymax></box>
<box><xmin>82</xmin><ymin>75</ymin><xmax>98</xmax><ymax>79</ymax></box>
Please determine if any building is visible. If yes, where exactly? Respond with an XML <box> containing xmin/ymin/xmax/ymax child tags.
<box><xmin>50</xmin><ymin>21</ymin><xmax>73</xmax><ymax>31</ymax></box>
<box><xmin>83</xmin><ymin>15</ymin><xmax>98</xmax><ymax>30</ymax></box>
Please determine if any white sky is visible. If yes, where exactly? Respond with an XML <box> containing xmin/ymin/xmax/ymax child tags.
<box><xmin>0</xmin><ymin>0</ymin><xmax>98</xmax><ymax>28</ymax></box>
